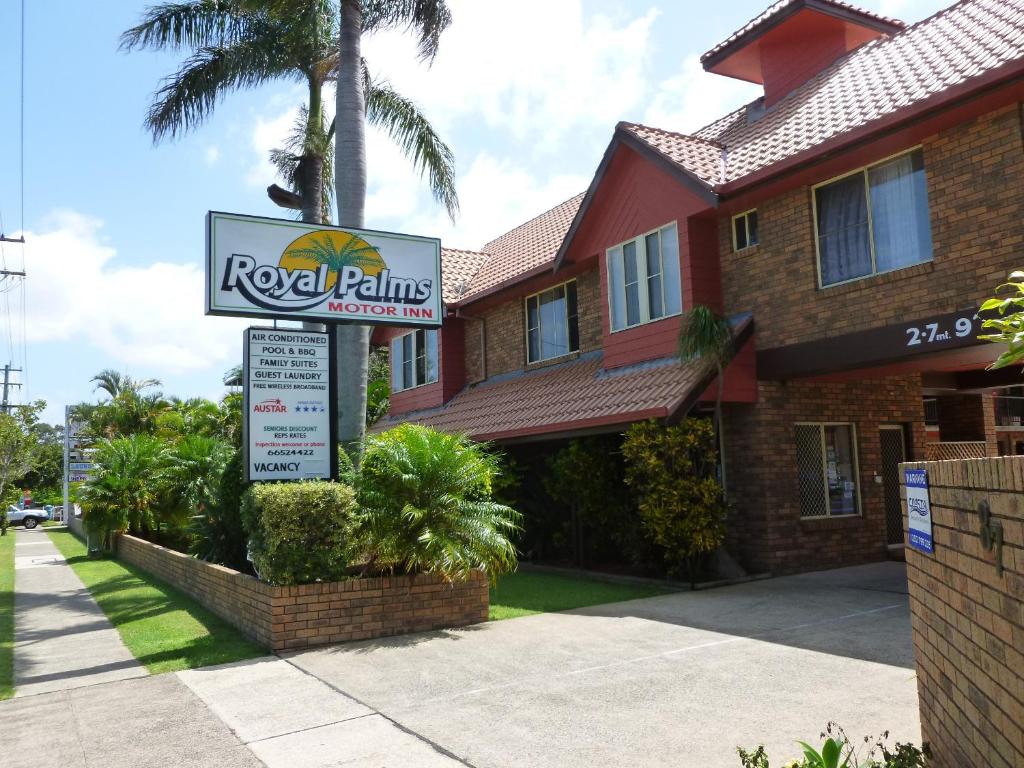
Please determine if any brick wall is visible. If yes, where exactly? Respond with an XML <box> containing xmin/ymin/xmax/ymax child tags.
<box><xmin>116</xmin><ymin>534</ymin><xmax>489</xmax><ymax>652</ymax></box>
<box><xmin>464</xmin><ymin>267</ymin><xmax>602</xmax><ymax>385</ymax></box>
<box><xmin>117</xmin><ymin>534</ymin><xmax>276</xmax><ymax>648</ymax></box>
<box><xmin>935</xmin><ymin>393</ymin><xmax>998</xmax><ymax>455</ymax></box>
<box><xmin>722</xmin><ymin>374</ymin><xmax>926</xmax><ymax>574</ymax></box>
<box><xmin>719</xmin><ymin>104</ymin><xmax>1024</xmax><ymax>350</ymax></box>
<box><xmin>901</xmin><ymin>457</ymin><xmax>1024</xmax><ymax>768</ymax></box>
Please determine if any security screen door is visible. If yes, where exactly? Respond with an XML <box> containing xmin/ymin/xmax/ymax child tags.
<box><xmin>879</xmin><ymin>425</ymin><xmax>907</xmax><ymax>545</ymax></box>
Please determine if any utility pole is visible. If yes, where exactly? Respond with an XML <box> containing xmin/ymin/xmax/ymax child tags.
<box><xmin>1</xmin><ymin>363</ymin><xmax>22</xmax><ymax>414</ymax></box>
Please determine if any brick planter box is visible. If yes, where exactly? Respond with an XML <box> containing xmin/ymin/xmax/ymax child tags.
<box><xmin>115</xmin><ymin>534</ymin><xmax>489</xmax><ymax>651</ymax></box>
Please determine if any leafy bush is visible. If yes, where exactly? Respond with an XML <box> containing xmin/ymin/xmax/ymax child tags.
<box><xmin>543</xmin><ymin>436</ymin><xmax>648</xmax><ymax>568</ymax></box>
<box><xmin>240</xmin><ymin>481</ymin><xmax>355</xmax><ymax>585</ymax></box>
<box><xmin>79</xmin><ymin>434</ymin><xmax>166</xmax><ymax>550</ymax></box>
<box><xmin>738</xmin><ymin>723</ymin><xmax>930</xmax><ymax>767</ymax></box>
<box><xmin>0</xmin><ymin>506</ymin><xmax>7</xmax><ymax>536</ymax></box>
<box><xmin>980</xmin><ymin>270</ymin><xmax>1024</xmax><ymax>368</ymax></box>
<box><xmin>621</xmin><ymin>419</ymin><xmax>726</xmax><ymax>583</ymax></box>
<box><xmin>356</xmin><ymin>424</ymin><xmax>520</xmax><ymax>581</ymax></box>
<box><xmin>189</xmin><ymin>447</ymin><xmax>250</xmax><ymax>571</ymax></box>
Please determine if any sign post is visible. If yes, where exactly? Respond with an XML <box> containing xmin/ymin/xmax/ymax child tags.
<box><xmin>243</xmin><ymin>327</ymin><xmax>336</xmax><ymax>482</ymax></box>
<box><xmin>905</xmin><ymin>468</ymin><xmax>934</xmax><ymax>554</ymax></box>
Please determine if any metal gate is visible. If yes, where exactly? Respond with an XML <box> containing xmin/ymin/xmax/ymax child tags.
<box><xmin>880</xmin><ymin>426</ymin><xmax>907</xmax><ymax>545</ymax></box>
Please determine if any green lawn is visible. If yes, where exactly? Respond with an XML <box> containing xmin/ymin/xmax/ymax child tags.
<box><xmin>48</xmin><ymin>530</ymin><xmax>264</xmax><ymax>674</ymax></box>
<box><xmin>489</xmin><ymin>569</ymin><xmax>672</xmax><ymax>621</ymax></box>
<box><xmin>0</xmin><ymin>530</ymin><xmax>13</xmax><ymax>699</ymax></box>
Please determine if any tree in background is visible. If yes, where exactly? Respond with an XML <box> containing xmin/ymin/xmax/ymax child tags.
<box><xmin>0</xmin><ymin>402</ymin><xmax>46</xmax><ymax>508</ymax></box>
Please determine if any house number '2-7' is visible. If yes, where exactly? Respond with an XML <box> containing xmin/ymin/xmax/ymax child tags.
<box><xmin>906</xmin><ymin>317</ymin><xmax>973</xmax><ymax>346</ymax></box>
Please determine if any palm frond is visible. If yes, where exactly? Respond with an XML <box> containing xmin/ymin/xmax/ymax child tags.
<box><xmin>366</xmin><ymin>79</ymin><xmax>459</xmax><ymax>219</ymax></box>
<box><xmin>145</xmin><ymin>34</ymin><xmax>298</xmax><ymax>141</ymax></box>
<box><xmin>362</xmin><ymin>0</ymin><xmax>453</xmax><ymax>63</ymax></box>
<box><xmin>120</xmin><ymin>1</ymin><xmax>255</xmax><ymax>52</ymax></box>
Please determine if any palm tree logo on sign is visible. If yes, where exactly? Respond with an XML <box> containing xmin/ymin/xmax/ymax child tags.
<box><xmin>220</xmin><ymin>228</ymin><xmax>433</xmax><ymax>314</ymax></box>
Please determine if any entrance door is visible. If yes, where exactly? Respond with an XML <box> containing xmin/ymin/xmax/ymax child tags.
<box><xmin>879</xmin><ymin>425</ymin><xmax>907</xmax><ymax>545</ymax></box>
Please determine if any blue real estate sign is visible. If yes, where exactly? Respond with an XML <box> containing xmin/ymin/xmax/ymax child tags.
<box><xmin>905</xmin><ymin>468</ymin><xmax>934</xmax><ymax>554</ymax></box>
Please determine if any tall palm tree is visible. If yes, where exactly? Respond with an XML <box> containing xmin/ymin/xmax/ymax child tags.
<box><xmin>121</xmin><ymin>1</ymin><xmax>458</xmax><ymax>224</ymax></box>
<box><xmin>333</xmin><ymin>0</ymin><xmax>452</xmax><ymax>461</ymax></box>
<box><xmin>123</xmin><ymin>0</ymin><xmax>458</xmax><ymax>458</ymax></box>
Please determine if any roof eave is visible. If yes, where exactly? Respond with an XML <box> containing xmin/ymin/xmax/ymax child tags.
<box><xmin>714</xmin><ymin>57</ymin><xmax>1024</xmax><ymax>198</ymax></box>
<box><xmin>701</xmin><ymin>0</ymin><xmax>904</xmax><ymax>71</ymax></box>
<box><xmin>552</xmin><ymin>126</ymin><xmax>719</xmax><ymax>272</ymax></box>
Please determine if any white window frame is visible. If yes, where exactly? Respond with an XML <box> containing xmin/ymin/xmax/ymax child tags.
<box><xmin>795</xmin><ymin>422</ymin><xmax>863</xmax><ymax>519</ymax></box>
<box><xmin>605</xmin><ymin>221</ymin><xmax>683</xmax><ymax>333</ymax></box>
<box><xmin>732</xmin><ymin>209</ymin><xmax>758</xmax><ymax>252</ymax></box>
<box><xmin>524</xmin><ymin>279</ymin><xmax>579</xmax><ymax>365</ymax></box>
<box><xmin>812</xmin><ymin>146</ymin><xmax>932</xmax><ymax>289</ymax></box>
<box><xmin>390</xmin><ymin>328</ymin><xmax>439</xmax><ymax>392</ymax></box>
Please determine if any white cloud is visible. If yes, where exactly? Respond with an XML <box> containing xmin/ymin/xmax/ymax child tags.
<box><xmin>643</xmin><ymin>54</ymin><xmax>760</xmax><ymax>134</ymax></box>
<box><xmin>24</xmin><ymin>210</ymin><xmax>246</xmax><ymax>373</ymax></box>
<box><xmin>204</xmin><ymin>145</ymin><xmax>221</xmax><ymax>165</ymax></box>
<box><xmin>362</xmin><ymin>1</ymin><xmax>660</xmax><ymax>149</ymax></box>
<box><xmin>247</xmin><ymin>105</ymin><xmax>300</xmax><ymax>187</ymax></box>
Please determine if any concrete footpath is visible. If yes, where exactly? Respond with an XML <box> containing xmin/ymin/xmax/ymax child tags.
<box><xmin>12</xmin><ymin>526</ymin><xmax>145</xmax><ymax>696</ymax></box>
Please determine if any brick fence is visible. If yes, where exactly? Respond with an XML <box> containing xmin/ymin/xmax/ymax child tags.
<box><xmin>901</xmin><ymin>457</ymin><xmax>1024</xmax><ymax>768</ymax></box>
<box><xmin>116</xmin><ymin>534</ymin><xmax>490</xmax><ymax>651</ymax></box>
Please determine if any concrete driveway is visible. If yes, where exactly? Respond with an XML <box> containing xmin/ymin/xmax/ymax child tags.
<box><xmin>286</xmin><ymin>561</ymin><xmax>920</xmax><ymax>768</ymax></box>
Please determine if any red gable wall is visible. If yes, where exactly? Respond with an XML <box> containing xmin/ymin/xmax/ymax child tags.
<box><xmin>563</xmin><ymin>144</ymin><xmax>720</xmax><ymax>369</ymax></box>
<box><xmin>379</xmin><ymin>320</ymin><xmax>466</xmax><ymax>415</ymax></box>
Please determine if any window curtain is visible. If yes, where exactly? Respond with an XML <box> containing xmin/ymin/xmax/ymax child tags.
<box><xmin>425</xmin><ymin>329</ymin><xmax>438</xmax><ymax>383</ymax></box>
<box><xmin>608</xmin><ymin>247</ymin><xmax>625</xmax><ymax>331</ymax></box>
<box><xmin>869</xmin><ymin>151</ymin><xmax>932</xmax><ymax>272</ymax></box>
<box><xmin>816</xmin><ymin>174</ymin><xmax>871</xmax><ymax>286</ymax></box>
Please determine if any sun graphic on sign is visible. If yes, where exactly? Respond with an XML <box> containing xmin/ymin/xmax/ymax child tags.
<box><xmin>278</xmin><ymin>230</ymin><xmax>385</xmax><ymax>291</ymax></box>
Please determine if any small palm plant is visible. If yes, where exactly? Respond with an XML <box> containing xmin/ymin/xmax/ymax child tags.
<box><xmin>356</xmin><ymin>424</ymin><xmax>521</xmax><ymax>581</ymax></box>
<box><xmin>162</xmin><ymin>435</ymin><xmax>232</xmax><ymax>524</ymax></box>
<box><xmin>79</xmin><ymin>434</ymin><xmax>166</xmax><ymax>552</ymax></box>
<box><xmin>678</xmin><ymin>305</ymin><xmax>734</xmax><ymax>437</ymax></box>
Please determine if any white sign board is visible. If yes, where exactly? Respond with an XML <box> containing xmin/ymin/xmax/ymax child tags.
<box><xmin>244</xmin><ymin>327</ymin><xmax>334</xmax><ymax>482</ymax></box>
<box><xmin>207</xmin><ymin>211</ymin><xmax>442</xmax><ymax>326</ymax></box>
<box><xmin>905</xmin><ymin>468</ymin><xmax>934</xmax><ymax>554</ymax></box>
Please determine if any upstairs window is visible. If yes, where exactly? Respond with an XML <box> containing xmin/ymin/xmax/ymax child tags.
<box><xmin>732</xmin><ymin>210</ymin><xmax>759</xmax><ymax>251</ymax></box>
<box><xmin>390</xmin><ymin>329</ymin><xmax>438</xmax><ymax>392</ymax></box>
<box><xmin>526</xmin><ymin>281</ymin><xmax>579</xmax><ymax>364</ymax></box>
<box><xmin>607</xmin><ymin>222</ymin><xmax>682</xmax><ymax>332</ymax></box>
<box><xmin>814</xmin><ymin>148</ymin><xmax>932</xmax><ymax>287</ymax></box>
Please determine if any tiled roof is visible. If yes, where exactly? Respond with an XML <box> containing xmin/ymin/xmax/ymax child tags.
<box><xmin>620</xmin><ymin>123</ymin><xmax>724</xmax><ymax>186</ymax></box>
<box><xmin>456</xmin><ymin>193</ymin><xmax>585</xmax><ymax>302</ymax></box>
<box><xmin>374</xmin><ymin>352</ymin><xmax>713</xmax><ymax>440</ymax></box>
<box><xmin>632</xmin><ymin>0</ymin><xmax>1024</xmax><ymax>187</ymax></box>
<box><xmin>439</xmin><ymin>247</ymin><xmax>489</xmax><ymax>303</ymax></box>
<box><xmin>701</xmin><ymin>0</ymin><xmax>905</xmax><ymax>64</ymax></box>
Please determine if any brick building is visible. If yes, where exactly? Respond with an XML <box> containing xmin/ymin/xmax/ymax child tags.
<box><xmin>375</xmin><ymin>0</ymin><xmax>1024</xmax><ymax>575</ymax></box>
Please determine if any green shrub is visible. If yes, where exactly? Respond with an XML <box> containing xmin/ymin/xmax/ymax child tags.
<box><xmin>240</xmin><ymin>481</ymin><xmax>355</xmax><ymax>585</ymax></box>
<box><xmin>79</xmin><ymin>434</ymin><xmax>166</xmax><ymax>550</ymax></box>
<box><xmin>738</xmin><ymin>723</ymin><xmax>930</xmax><ymax>767</ymax></box>
<box><xmin>621</xmin><ymin>419</ymin><xmax>726</xmax><ymax>583</ymax></box>
<box><xmin>356</xmin><ymin>424</ymin><xmax>520</xmax><ymax>581</ymax></box>
<box><xmin>0</xmin><ymin>506</ymin><xmax>7</xmax><ymax>536</ymax></box>
<box><xmin>189</xmin><ymin>447</ymin><xmax>250</xmax><ymax>571</ymax></box>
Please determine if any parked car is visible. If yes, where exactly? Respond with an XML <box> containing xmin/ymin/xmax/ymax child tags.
<box><xmin>6</xmin><ymin>504</ymin><xmax>51</xmax><ymax>529</ymax></box>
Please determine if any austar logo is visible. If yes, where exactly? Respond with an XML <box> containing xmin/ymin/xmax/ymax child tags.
<box><xmin>253</xmin><ymin>398</ymin><xmax>287</xmax><ymax>414</ymax></box>
<box><xmin>221</xmin><ymin>229</ymin><xmax>432</xmax><ymax>314</ymax></box>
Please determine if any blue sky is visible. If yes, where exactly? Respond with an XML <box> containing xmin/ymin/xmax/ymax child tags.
<box><xmin>0</xmin><ymin>0</ymin><xmax>950</xmax><ymax>426</ymax></box>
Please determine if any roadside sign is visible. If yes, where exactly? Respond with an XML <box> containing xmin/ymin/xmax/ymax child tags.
<box><xmin>206</xmin><ymin>211</ymin><xmax>442</xmax><ymax>327</ymax></box>
<box><xmin>905</xmin><ymin>468</ymin><xmax>934</xmax><ymax>553</ymax></box>
<box><xmin>243</xmin><ymin>327</ymin><xmax>337</xmax><ymax>482</ymax></box>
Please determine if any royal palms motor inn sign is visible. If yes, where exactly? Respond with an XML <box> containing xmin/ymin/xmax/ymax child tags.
<box><xmin>205</xmin><ymin>211</ymin><xmax>442</xmax><ymax>481</ymax></box>
<box><xmin>205</xmin><ymin>211</ymin><xmax>442</xmax><ymax>326</ymax></box>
